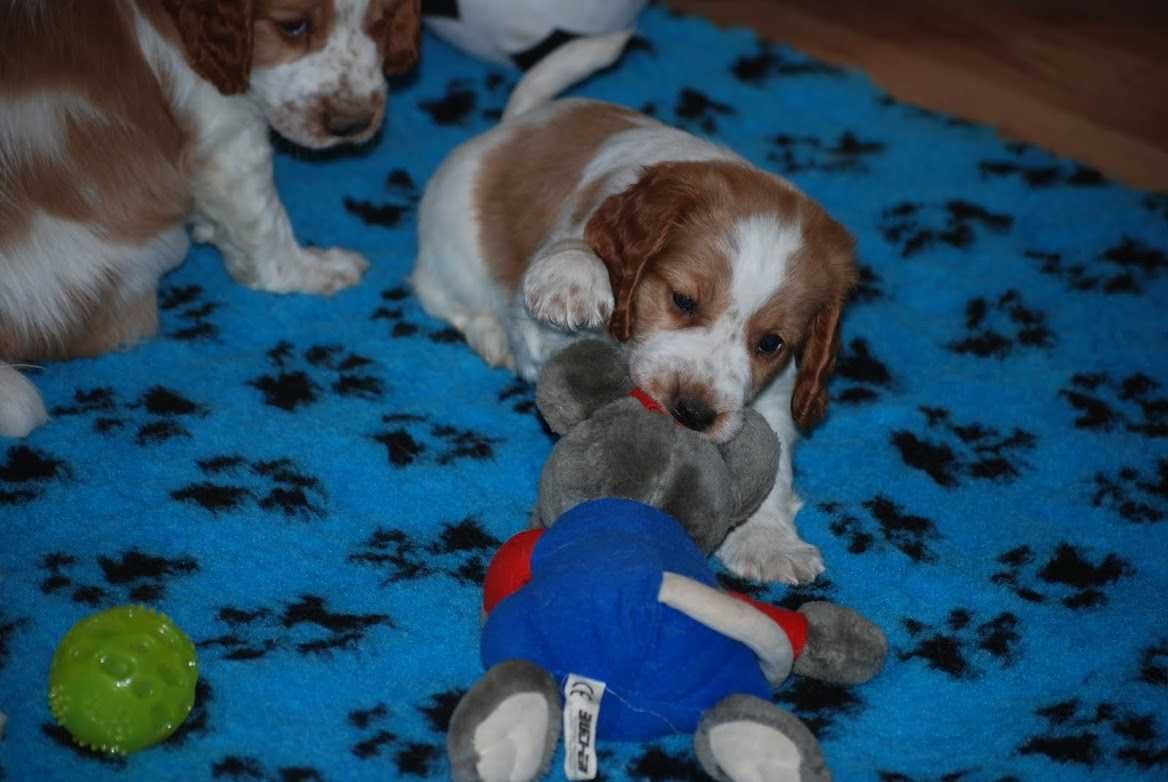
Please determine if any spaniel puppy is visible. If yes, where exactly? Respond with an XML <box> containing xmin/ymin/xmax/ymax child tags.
<box><xmin>412</xmin><ymin>39</ymin><xmax>856</xmax><ymax>584</ymax></box>
<box><xmin>0</xmin><ymin>0</ymin><xmax>421</xmax><ymax>437</ymax></box>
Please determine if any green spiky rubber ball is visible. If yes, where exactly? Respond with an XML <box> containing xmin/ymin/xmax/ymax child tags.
<box><xmin>48</xmin><ymin>605</ymin><xmax>198</xmax><ymax>754</ymax></box>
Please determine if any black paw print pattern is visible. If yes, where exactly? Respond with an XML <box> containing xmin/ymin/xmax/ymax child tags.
<box><xmin>627</xmin><ymin>746</ymin><xmax>706</xmax><ymax>781</ymax></box>
<box><xmin>775</xmin><ymin>677</ymin><xmax>867</xmax><ymax>737</ymax></box>
<box><xmin>947</xmin><ymin>290</ymin><xmax>1053</xmax><ymax>358</ymax></box>
<box><xmin>0</xmin><ymin>445</ymin><xmax>68</xmax><ymax>506</ymax></box>
<box><xmin>978</xmin><ymin>152</ymin><xmax>1105</xmax><ymax>189</ymax></box>
<box><xmin>160</xmin><ymin>284</ymin><xmax>219</xmax><ymax>341</ymax></box>
<box><xmin>39</xmin><ymin>549</ymin><xmax>199</xmax><ymax>606</ymax></box>
<box><xmin>249</xmin><ymin>341</ymin><xmax>384</xmax><ymax>412</ymax></box>
<box><xmin>1018</xmin><ymin>698</ymin><xmax>1168</xmax><ymax>770</ymax></box>
<box><xmin>674</xmin><ymin>87</ymin><xmax>735</xmax><ymax>134</ymax></box>
<box><xmin>1092</xmin><ymin>460</ymin><xmax>1167</xmax><ymax>524</ymax></box>
<box><xmin>767</xmin><ymin>131</ymin><xmax>886</xmax><ymax>176</ymax></box>
<box><xmin>0</xmin><ymin>613</ymin><xmax>28</xmax><ymax>672</ymax></box>
<box><xmin>370</xmin><ymin>413</ymin><xmax>500</xmax><ymax>469</ymax></box>
<box><xmin>348</xmin><ymin>516</ymin><xmax>500</xmax><ymax>587</ymax></box>
<box><xmin>879</xmin><ymin>200</ymin><xmax>1013</xmax><ymax>259</ymax></box>
<box><xmin>1024</xmin><ymin>237</ymin><xmax>1168</xmax><ymax>295</ymax></box>
<box><xmin>198</xmin><ymin>595</ymin><xmax>392</xmax><ymax>662</ymax></box>
<box><xmin>344</xmin><ymin>169</ymin><xmax>420</xmax><ymax>230</ymax></box>
<box><xmin>834</xmin><ymin>338</ymin><xmax>894</xmax><ymax>406</ymax></box>
<box><xmin>731</xmin><ymin>40</ymin><xmax>844</xmax><ymax>84</ymax></box>
<box><xmin>891</xmin><ymin>406</ymin><xmax>1035</xmax><ymax>488</ymax></box>
<box><xmin>821</xmin><ymin>497</ymin><xmax>941</xmax><ymax>564</ymax></box>
<box><xmin>898</xmin><ymin>609</ymin><xmax>1021</xmax><ymax>680</ymax></box>
<box><xmin>417</xmin><ymin>73</ymin><xmax>508</xmax><ymax>126</ymax></box>
<box><xmin>371</xmin><ymin>285</ymin><xmax>464</xmax><ymax>343</ymax></box>
<box><xmin>1059</xmin><ymin>373</ymin><xmax>1167</xmax><ymax>438</ymax></box>
<box><xmin>991</xmin><ymin>543</ymin><xmax>1134</xmax><ymax>609</ymax></box>
<box><xmin>170</xmin><ymin>455</ymin><xmax>327</xmax><ymax>519</ymax></box>
<box><xmin>51</xmin><ymin>385</ymin><xmax>207</xmax><ymax>444</ymax></box>
<box><xmin>210</xmin><ymin>755</ymin><xmax>325</xmax><ymax>782</ymax></box>
<box><xmin>346</xmin><ymin>702</ymin><xmax>442</xmax><ymax>776</ymax></box>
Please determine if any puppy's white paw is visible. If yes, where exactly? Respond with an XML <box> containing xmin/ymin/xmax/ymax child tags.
<box><xmin>523</xmin><ymin>246</ymin><xmax>613</xmax><ymax>331</ymax></box>
<box><xmin>251</xmin><ymin>247</ymin><xmax>370</xmax><ymax>295</ymax></box>
<box><xmin>718</xmin><ymin>524</ymin><xmax>825</xmax><ymax>585</ymax></box>
<box><xmin>0</xmin><ymin>366</ymin><xmax>48</xmax><ymax>438</ymax></box>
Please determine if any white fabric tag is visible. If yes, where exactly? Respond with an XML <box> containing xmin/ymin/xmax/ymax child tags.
<box><xmin>562</xmin><ymin>673</ymin><xmax>606</xmax><ymax>780</ymax></box>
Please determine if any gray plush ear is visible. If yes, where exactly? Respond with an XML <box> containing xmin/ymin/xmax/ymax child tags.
<box><xmin>536</xmin><ymin>340</ymin><xmax>633</xmax><ymax>435</ymax></box>
<box><xmin>718</xmin><ymin>409</ymin><xmax>781</xmax><ymax>526</ymax></box>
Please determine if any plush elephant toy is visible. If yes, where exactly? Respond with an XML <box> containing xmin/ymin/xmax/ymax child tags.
<box><xmin>447</xmin><ymin>340</ymin><xmax>887</xmax><ymax>782</ymax></box>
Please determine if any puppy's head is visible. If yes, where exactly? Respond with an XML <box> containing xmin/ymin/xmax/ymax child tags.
<box><xmin>585</xmin><ymin>161</ymin><xmax>856</xmax><ymax>442</ymax></box>
<box><xmin>162</xmin><ymin>0</ymin><xmax>421</xmax><ymax>148</ymax></box>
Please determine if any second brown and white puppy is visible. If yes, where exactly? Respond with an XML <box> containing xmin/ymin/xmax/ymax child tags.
<box><xmin>412</xmin><ymin>40</ymin><xmax>856</xmax><ymax>584</ymax></box>
<box><xmin>0</xmin><ymin>0</ymin><xmax>421</xmax><ymax>437</ymax></box>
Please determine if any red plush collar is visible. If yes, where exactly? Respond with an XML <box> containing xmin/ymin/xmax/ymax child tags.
<box><xmin>630</xmin><ymin>387</ymin><xmax>666</xmax><ymax>415</ymax></box>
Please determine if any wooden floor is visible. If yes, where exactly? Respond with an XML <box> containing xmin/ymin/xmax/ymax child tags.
<box><xmin>666</xmin><ymin>0</ymin><xmax>1168</xmax><ymax>192</ymax></box>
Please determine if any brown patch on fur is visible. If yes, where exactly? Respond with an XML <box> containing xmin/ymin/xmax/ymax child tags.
<box><xmin>475</xmin><ymin>101</ymin><xmax>642</xmax><ymax>290</ymax></box>
<box><xmin>160</xmin><ymin>0</ymin><xmax>255</xmax><ymax>94</ymax></box>
<box><xmin>0</xmin><ymin>3</ymin><xmax>191</xmax><ymax>247</ymax></box>
<box><xmin>0</xmin><ymin>1</ymin><xmax>191</xmax><ymax>359</ymax></box>
<box><xmin>366</xmin><ymin>0</ymin><xmax>421</xmax><ymax>75</ymax></box>
<box><xmin>67</xmin><ymin>287</ymin><xmax>161</xmax><ymax>359</ymax></box>
<box><xmin>253</xmin><ymin>0</ymin><xmax>335</xmax><ymax>67</ymax></box>
<box><xmin>0</xmin><ymin>272</ymin><xmax>160</xmax><ymax>363</ymax></box>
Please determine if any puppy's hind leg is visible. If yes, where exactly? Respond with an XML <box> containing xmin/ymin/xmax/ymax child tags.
<box><xmin>411</xmin><ymin>256</ymin><xmax>516</xmax><ymax>371</ymax></box>
<box><xmin>0</xmin><ymin>365</ymin><xmax>48</xmax><ymax>438</ymax></box>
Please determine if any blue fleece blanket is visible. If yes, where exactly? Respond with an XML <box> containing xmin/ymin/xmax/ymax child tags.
<box><xmin>2</xmin><ymin>7</ymin><xmax>1167</xmax><ymax>781</ymax></box>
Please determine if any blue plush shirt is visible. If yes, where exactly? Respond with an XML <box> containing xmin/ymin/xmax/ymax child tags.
<box><xmin>481</xmin><ymin>498</ymin><xmax>772</xmax><ymax>740</ymax></box>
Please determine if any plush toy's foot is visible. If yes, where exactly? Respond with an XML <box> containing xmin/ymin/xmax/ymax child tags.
<box><xmin>447</xmin><ymin>660</ymin><xmax>561</xmax><ymax>782</ymax></box>
<box><xmin>695</xmin><ymin>695</ymin><xmax>829</xmax><ymax>782</ymax></box>
<box><xmin>793</xmin><ymin>601</ymin><xmax>888</xmax><ymax>685</ymax></box>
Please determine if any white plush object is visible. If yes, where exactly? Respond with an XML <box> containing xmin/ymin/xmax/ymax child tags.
<box><xmin>423</xmin><ymin>0</ymin><xmax>647</xmax><ymax>69</ymax></box>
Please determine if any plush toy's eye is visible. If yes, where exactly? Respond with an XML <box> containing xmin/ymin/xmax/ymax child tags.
<box><xmin>672</xmin><ymin>292</ymin><xmax>697</xmax><ymax>316</ymax></box>
<box><xmin>756</xmin><ymin>333</ymin><xmax>784</xmax><ymax>356</ymax></box>
<box><xmin>276</xmin><ymin>16</ymin><xmax>311</xmax><ymax>38</ymax></box>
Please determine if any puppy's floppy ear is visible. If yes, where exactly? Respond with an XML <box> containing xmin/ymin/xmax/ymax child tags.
<box><xmin>162</xmin><ymin>0</ymin><xmax>254</xmax><ymax>95</ymax></box>
<box><xmin>584</xmin><ymin>163</ymin><xmax>700</xmax><ymax>342</ymax></box>
<box><xmin>381</xmin><ymin>0</ymin><xmax>421</xmax><ymax>76</ymax></box>
<box><xmin>791</xmin><ymin>300</ymin><xmax>845</xmax><ymax>430</ymax></box>
<box><xmin>791</xmin><ymin>213</ymin><xmax>857</xmax><ymax>431</ymax></box>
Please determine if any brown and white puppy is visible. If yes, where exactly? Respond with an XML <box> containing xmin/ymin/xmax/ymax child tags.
<box><xmin>0</xmin><ymin>0</ymin><xmax>421</xmax><ymax>437</ymax></box>
<box><xmin>412</xmin><ymin>43</ymin><xmax>856</xmax><ymax>584</ymax></box>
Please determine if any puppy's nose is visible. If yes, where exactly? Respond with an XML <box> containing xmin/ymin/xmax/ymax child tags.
<box><xmin>671</xmin><ymin>396</ymin><xmax>716</xmax><ymax>432</ymax></box>
<box><xmin>324</xmin><ymin>107</ymin><xmax>375</xmax><ymax>138</ymax></box>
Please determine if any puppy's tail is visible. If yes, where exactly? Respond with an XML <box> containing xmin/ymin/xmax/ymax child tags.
<box><xmin>503</xmin><ymin>29</ymin><xmax>635</xmax><ymax>121</ymax></box>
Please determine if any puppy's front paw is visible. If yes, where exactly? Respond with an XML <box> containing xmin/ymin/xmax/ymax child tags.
<box><xmin>254</xmin><ymin>247</ymin><xmax>370</xmax><ymax>295</ymax></box>
<box><xmin>718</xmin><ymin>524</ymin><xmax>825</xmax><ymax>585</ymax></box>
<box><xmin>523</xmin><ymin>246</ymin><xmax>613</xmax><ymax>331</ymax></box>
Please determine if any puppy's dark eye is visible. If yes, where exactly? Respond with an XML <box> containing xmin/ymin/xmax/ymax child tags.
<box><xmin>756</xmin><ymin>333</ymin><xmax>784</xmax><ymax>356</ymax></box>
<box><xmin>276</xmin><ymin>17</ymin><xmax>311</xmax><ymax>37</ymax></box>
<box><xmin>672</xmin><ymin>292</ymin><xmax>697</xmax><ymax>316</ymax></box>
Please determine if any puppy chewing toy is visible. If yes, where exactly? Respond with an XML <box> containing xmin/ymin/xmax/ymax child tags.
<box><xmin>447</xmin><ymin>341</ymin><xmax>887</xmax><ymax>782</ymax></box>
